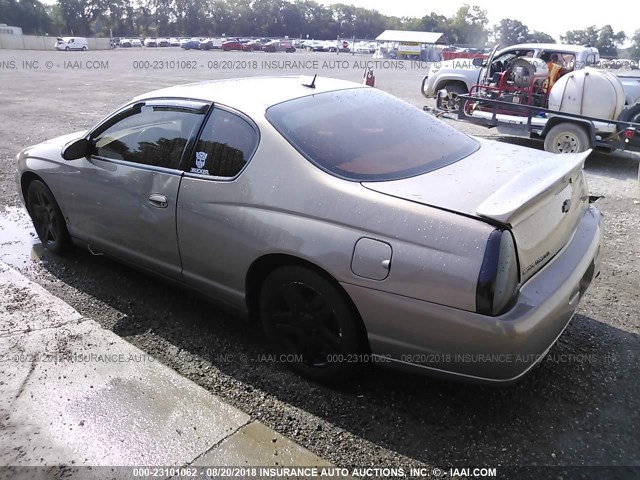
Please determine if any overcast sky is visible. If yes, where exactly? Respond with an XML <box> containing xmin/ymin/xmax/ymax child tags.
<box><xmin>318</xmin><ymin>0</ymin><xmax>638</xmax><ymax>45</ymax></box>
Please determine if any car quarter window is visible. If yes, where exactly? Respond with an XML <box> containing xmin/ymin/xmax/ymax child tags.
<box><xmin>189</xmin><ymin>108</ymin><xmax>259</xmax><ymax>177</ymax></box>
<box><xmin>92</xmin><ymin>103</ymin><xmax>207</xmax><ymax>169</ymax></box>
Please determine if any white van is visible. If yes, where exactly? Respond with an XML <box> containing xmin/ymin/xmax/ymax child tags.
<box><xmin>55</xmin><ymin>37</ymin><xmax>88</xmax><ymax>51</ymax></box>
<box><xmin>209</xmin><ymin>38</ymin><xmax>223</xmax><ymax>49</ymax></box>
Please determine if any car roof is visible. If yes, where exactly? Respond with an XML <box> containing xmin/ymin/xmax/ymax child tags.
<box><xmin>133</xmin><ymin>76</ymin><xmax>364</xmax><ymax>110</ymax></box>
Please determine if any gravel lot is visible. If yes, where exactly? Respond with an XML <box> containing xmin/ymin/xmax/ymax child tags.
<box><xmin>0</xmin><ymin>48</ymin><xmax>639</xmax><ymax>476</ymax></box>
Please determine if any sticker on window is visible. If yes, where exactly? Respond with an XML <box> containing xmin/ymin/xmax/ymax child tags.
<box><xmin>191</xmin><ymin>151</ymin><xmax>209</xmax><ymax>175</ymax></box>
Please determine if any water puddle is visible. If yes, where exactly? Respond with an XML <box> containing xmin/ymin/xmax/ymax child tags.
<box><xmin>0</xmin><ymin>206</ymin><xmax>45</xmax><ymax>270</ymax></box>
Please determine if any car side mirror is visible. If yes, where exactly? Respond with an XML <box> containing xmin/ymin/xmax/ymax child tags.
<box><xmin>62</xmin><ymin>138</ymin><xmax>93</xmax><ymax>160</ymax></box>
<box><xmin>472</xmin><ymin>57</ymin><xmax>485</xmax><ymax>67</ymax></box>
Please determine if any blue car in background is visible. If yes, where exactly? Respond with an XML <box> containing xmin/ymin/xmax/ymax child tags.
<box><xmin>181</xmin><ymin>38</ymin><xmax>212</xmax><ymax>50</ymax></box>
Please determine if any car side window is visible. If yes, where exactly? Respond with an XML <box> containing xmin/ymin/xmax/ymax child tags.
<box><xmin>189</xmin><ymin>108</ymin><xmax>258</xmax><ymax>177</ymax></box>
<box><xmin>490</xmin><ymin>51</ymin><xmax>522</xmax><ymax>74</ymax></box>
<box><xmin>92</xmin><ymin>104</ymin><xmax>206</xmax><ymax>169</ymax></box>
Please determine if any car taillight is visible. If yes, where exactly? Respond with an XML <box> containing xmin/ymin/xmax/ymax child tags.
<box><xmin>476</xmin><ymin>229</ymin><xmax>520</xmax><ymax>316</ymax></box>
<box><xmin>624</xmin><ymin>127</ymin><xmax>636</xmax><ymax>141</ymax></box>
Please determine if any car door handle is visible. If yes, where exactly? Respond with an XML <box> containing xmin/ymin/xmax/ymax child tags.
<box><xmin>148</xmin><ymin>194</ymin><xmax>168</xmax><ymax>208</ymax></box>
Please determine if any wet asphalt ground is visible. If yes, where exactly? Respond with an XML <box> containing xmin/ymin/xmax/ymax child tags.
<box><xmin>0</xmin><ymin>48</ymin><xmax>639</xmax><ymax>478</ymax></box>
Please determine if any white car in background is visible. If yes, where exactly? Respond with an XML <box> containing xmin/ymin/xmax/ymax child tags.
<box><xmin>131</xmin><ymin>39</ymin><xmax>142</xmax><ymax>47</ymax></box>
<box><xmin>55</xmin><ymin>37</ymin><xmax>88</xmax><ymax>51</ymax></box>
<box><xmin>209</xmin><ymin>38</ymin><xmax>223</xmax><ymax>49</ymax></box>
<box><xmin>354</xmin><ymin>42</ymin><xmax>371</xmax><ymax>54</ymax></box>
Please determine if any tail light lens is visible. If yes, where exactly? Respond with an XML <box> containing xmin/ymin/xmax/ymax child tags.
<box><xmin>624</xmin><ymin>127</ymin><xmax>636</xmax><ymax>141</ymax></box>
<box><xmin>476</xmin><ymin>229</ymin><xmax>520</xmax><ymax>316</ymax></box>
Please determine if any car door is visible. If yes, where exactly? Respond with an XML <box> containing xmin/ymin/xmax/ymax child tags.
<box><xmin>177</xmin><ymin>106</ymin><xmax>260</xmax><ymax>309</ymax></box>
<box><xmin>480</xmin><ymin>45</ymin><xmax>503</xmax><ymax>84</ymax></box>
<box><xmin>64</xmin><ymin>99</ymin><xmax>209</xmax><ymax>279</ymax></box>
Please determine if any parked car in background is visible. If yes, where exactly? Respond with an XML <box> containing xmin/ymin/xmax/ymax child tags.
<box><xmin>304</xmin><ymin>40</ymin><xmax>326</xmax><ymax>52</ymax></box>
<box><xmin>243</xmin><ymin>39</ymin><xmax>267</xmax><ymax>51</ymax></box>
<box><xmin>144</xmin><ymin>38</ymin><xmax>157</xmax><ymax>47</ymax></box>
<box><xmin>209</xmin><ymin>38</ymin><xmax>223</xmax><ymax>49</ymax></box>
<box><xmin>325</xmin><ymin>40</ymin><xmax>339</xmax><ymax>52</ymax></box>
<box><xmin>131</xmin><ymin>38</ymin><xmax>142</xmax><ymax>47</ymax></box>
<box><xmin>169</xmin><ymin>37</ymin><xmax>180</xmax><ymax>47</ymax></box>
<box><xmin>15</xmin><ymin>75</ymin><xmax>601</xmax><ymax>384</ymax></box>
<box><xmin>354</xmin><ymin>42</ymin><xmax>371</xmax><ymax>54</ymax></box>
<box><xmin>181</xmin><ymin>38</ymin><xmax>203</xmax><ymax>50</ymax></box>
<box><xmin>200</xmin><ymin>39</ymin><xmax>216</xmax><ymax>50</ymax></box>
<box><xmin>54</xmin><ymin>37</ymin><xmax>88</xmax><ymax>51</ymax></box>
<box><xmin>157</xmin><ymin>38</ymin><xmax>170</xmax><ymax>47</ymax></box>
<box><xmin>262</xmin><ymin>40</ymin><xmax>295</xmax><ymax>53</ymax></box>
<box><xmin>119</xmin><ymin>38</ymin><xmax>132</xmax><ymax>48</ymax></box>
<box><xmin>222</xmin><ymin>39</ymin><xmax>243</xmax><ymax>51</ymax></box>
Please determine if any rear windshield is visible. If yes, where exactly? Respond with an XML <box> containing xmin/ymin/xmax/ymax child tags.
<box><xmin>266</xmin><ymin>88</ymin><xmax>479</xmax><ymax>181</ymax></box>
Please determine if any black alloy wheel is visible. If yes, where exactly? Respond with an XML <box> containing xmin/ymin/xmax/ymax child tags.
<box><xmin>26</xmin><ymin>180</ymin><xmax>70</xmax><ymax>254</ymax></box>
<box><xmin>259</xmin><ymin>266</ymin><xmax>365</xmax><ymax>382</ymax></box>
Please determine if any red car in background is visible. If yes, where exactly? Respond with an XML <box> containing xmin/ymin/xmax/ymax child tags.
<box><xmin>222</xmin><ymin>39</ymin><xmax>243</xmax><ymax>51</ymax></box>
<box><xmin>263</xmin><ymin>40</ymin><xmax>296</xmax><ymax>53</ymax></box>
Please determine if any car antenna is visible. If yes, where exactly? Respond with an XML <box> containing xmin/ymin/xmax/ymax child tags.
<box><xmin>302</xmin><ymin>74</ymin><xmax>317</xmax><ymax>89</ymax></box>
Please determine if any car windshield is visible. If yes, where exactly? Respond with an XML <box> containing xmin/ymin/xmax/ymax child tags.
<box><xmin>266</xmin><ymin>88</ymin><xmax>479</xmax><ymax>181</ymax></box>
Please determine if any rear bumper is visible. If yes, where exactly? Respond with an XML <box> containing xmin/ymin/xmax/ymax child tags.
<box><xmin>342</xmin><ymin>205</ymin><xmax>602</xmax><ymax>383</ymax></box>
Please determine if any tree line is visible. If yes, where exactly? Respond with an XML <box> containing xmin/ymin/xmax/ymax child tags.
<box><xmin>1</xmin><ymin>0</ymin><xmax>638</xmax><ymax>56</ymax></box>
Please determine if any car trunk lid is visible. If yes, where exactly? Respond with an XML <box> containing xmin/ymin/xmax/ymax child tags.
<box><xmin>362</xmin><ymin>139</ymin><xmax>591</xmax><ymax>283</ymax></box>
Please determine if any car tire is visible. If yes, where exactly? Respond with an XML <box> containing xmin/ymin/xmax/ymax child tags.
<box><xmin>82</xmin><ymin>46</ymin><xmax>87</xmax><ymax>51</ymax></box>
<box><xmin>544</xmin><ymin>123</ymin><xmax>591</xmax><ymax>154</ymax></box>
<box><xmin>437</xmin><ymin>82</ymin><xmax>467</xmax><ymax>111</ymax></box>
<box><xmin>65</xmin><ymin>46</ymin><xmax>69</xmax><ymax>51</ymax></box>
<box><xmin>259</xmin><ymin>265</ymin><xmax>365</xmax><ymax>382</ymax></box>
<box><xmin>26</xmin><ymin>180</ymin><xmax>70</xmax><ymax>254</ymax></box>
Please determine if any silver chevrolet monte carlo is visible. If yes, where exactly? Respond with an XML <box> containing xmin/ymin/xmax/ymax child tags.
<box><xmin>15</xmin><ymin>76</ymin><xmax>602</xmax><ymax>384</ymax></box>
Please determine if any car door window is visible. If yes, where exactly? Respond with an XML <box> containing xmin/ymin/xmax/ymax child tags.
<box><xmin>92</xmin><ymin>103</ymin><xmax>207</xmax><ymax>169</ymax></box>
<box><xmin>489</xmin><ymin>50</ymin><xmax>539</xmax><ymax>79</ymax></box>
<box><xmin>189</xmin><ymin>108</ymin><xmax>259</xmax><ymax>177</ymax></box>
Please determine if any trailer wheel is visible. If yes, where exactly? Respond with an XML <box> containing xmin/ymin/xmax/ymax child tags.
<box><xmin>544</xmin><ymin>123</ymin><xmax>590</xmax><ymax>154</ymax></box>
